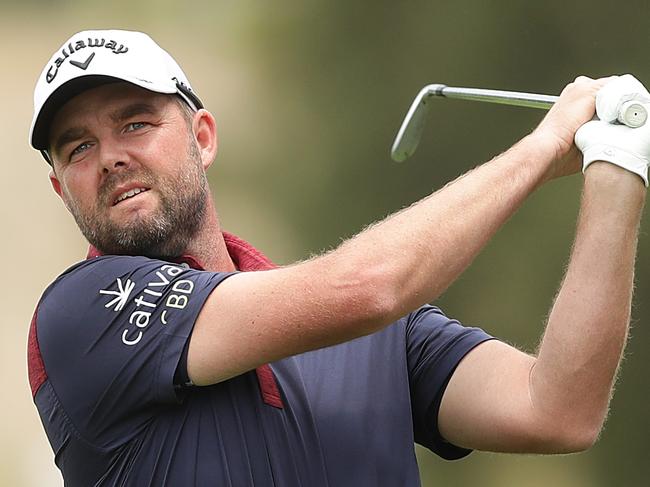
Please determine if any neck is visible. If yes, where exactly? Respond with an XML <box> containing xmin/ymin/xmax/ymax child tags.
<box><xmin>87</xmin><ymin>194</ymin><xmax>236</xmax><ymax>270</ymax></box>
<box><xmin>181</xmin><ymin>194</ymin><xmax>236</xmax><ymax>272</ymax></box>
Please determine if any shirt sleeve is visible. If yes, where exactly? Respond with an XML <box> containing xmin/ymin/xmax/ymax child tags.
<box><xmin>406</xmin><ymin>305</ymin><xmax>494</xmax><ymax>460</ymax></box>
<box><xmin>36</xmin><ymin>255</ymin><xmax>235</xmax><ymax>447</ymax></box>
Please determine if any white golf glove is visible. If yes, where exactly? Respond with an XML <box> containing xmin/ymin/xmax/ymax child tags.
<box><xmin>596</xmin><ymin>74</ymin><xmax>650</xmax><ymax>125</ymax></box>
<box><xmin>575</xmin><ymin>74</ymin><xmax>650</xmax><ymax>186</ymax></box>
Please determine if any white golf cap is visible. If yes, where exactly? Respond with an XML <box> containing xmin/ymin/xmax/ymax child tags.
<box><xmin>29</xmin><ymin>29</ymin><xmax>203</xmax><ymax>158</ymax></box>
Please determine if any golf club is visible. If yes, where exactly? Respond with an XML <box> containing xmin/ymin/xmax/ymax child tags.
<box><xmin>391</xmin><ymin>84</ymin><xmax>649</xmax><ymax>162</ymax></box>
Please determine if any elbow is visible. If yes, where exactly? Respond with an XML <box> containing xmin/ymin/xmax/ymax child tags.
<box><xmin>330</xmin><ymin>262</ymin><xmax>401</xmax><ymax>333</ymax></box>
<box><xmin>555</xmin><ymin>424</ymin><xmax>601</xmax><ymax>453</ymax></box>
<box><xmin>534</xmin><ymin>415</ymin><xmax>604</xmax><ymax>453</ymax></box>
<box><xmin>351</xmin><ymin>273</ymin><xmax>401</xmax><ymax>333</ymax></box>
<box><xmin>363</xmin><ymin>284</ymin><xmax>400</xmax><ymax>330</ymax></box>
<box><xmin>570</xmin><ymin>417</ymin><xmax>606</xmax><ymax>452</ymax></box>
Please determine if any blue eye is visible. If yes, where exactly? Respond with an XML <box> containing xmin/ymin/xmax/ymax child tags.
<box><xmin>71</xmin><ymin>142</ymin><xmax>91</xmax><ymax>157</ymax></box>
<box><xmin>126</xmin><ymin>122</ymin><xmax>147</xmax><ymax>132</ymax></box>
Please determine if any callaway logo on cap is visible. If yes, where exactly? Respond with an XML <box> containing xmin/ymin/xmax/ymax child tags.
<box><xmin>29</xmin><ymin>29</ymin><xmax>203</xmax><ymax>163</ymax></box>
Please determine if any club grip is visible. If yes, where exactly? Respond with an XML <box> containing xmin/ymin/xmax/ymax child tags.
<box><xmin>618</xmin><ymin>100</ymin><xmax>648</xmax><ymax>128</ymax></box>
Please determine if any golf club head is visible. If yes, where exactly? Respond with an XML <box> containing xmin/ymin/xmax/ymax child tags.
<box><xmin>391</xmin><ymin>84</ymin><xmax>445</xmax><ymax>162</ymax></box>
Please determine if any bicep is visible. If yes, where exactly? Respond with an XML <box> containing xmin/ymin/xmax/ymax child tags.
<box><xmin>187</xmin><ymin>263</ymin><xmax>384</xmax><ymax>386</ymax></box>
<box><xmin>437</xmin><ymin>340</ymin><xmax>553</xmax><ymax>453</ymax></box>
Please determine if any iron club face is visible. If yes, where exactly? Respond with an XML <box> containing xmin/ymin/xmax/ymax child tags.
<box><xmin>390</xmin><ymin>85</ymin><xmax>443</xmax><ymax>163</ymax></box>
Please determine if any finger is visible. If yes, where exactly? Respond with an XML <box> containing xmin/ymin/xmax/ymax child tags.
<box><xmin>594</xmin><ymin>76</ymin><xmax>618</xmax><ymax>88</ymax></box>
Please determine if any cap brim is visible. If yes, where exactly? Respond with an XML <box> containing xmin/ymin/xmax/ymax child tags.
<box><xmin>31</xmin><ymin>75</ymin><xmax>127</xmax><ymax>150</ymax></box>
<box><xmin>31</xmin><ymin>74</ymin><xmax>202</xmax><ymax>153</ymax></box>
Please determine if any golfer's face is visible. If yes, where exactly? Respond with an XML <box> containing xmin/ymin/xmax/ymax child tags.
<box><xmin>48</xmin><ymin>83</ymin><xmax>192</xmax><ymax>227</ymax></box>
<box><xmin>46</xmin><ymin>82</ymin><xmax>211</xmax><ymax>257</ymax></box>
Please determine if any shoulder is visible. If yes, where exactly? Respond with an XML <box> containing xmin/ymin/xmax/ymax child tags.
<box><xmin>51</xmin><ymin>254</ymin><xmax>178</xmax><ymax>284</ymax></box>
<box><xmin>36</xmin><ymin>255</ymin><xmax>232</xmax><ymax>341</ymax></box>
<box><xmin>405</xmin><ymin>304</ymin><xmax>493</xmax><ymax>380</ymax></box>
<box><xmin>405</xmin><ymin>304</ymin><xmax>485</xmax><ymax>334</ymax></box>
<box><xmin>33</xmin><ymin>255</ymin><xmax>234</xmax><ymax>394</ymax></box>
<box><xmin>41</xmin><ymin>255</ymin><xmax>199</xmax><ymax>302</ymax></box>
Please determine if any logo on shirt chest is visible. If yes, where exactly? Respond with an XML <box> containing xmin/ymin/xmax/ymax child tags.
<box><xmin>99</xmin><ymin>264</ymin><xmax>196</xmax><ymax>346</ymax></box>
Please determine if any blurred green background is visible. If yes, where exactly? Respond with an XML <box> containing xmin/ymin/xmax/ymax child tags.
<box><xmin>2</xmin><ymin>0</ymin><xmax>649</xmax><ymax>485</ymax></box>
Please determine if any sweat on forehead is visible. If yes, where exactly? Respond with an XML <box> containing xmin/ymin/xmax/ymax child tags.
<box><xmin>29</xmin><ymin>29</ymin><xmax>203</xmax><ymax>162</ymax></box>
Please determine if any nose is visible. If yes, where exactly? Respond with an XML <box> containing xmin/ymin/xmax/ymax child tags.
<box><xmin>98</xmin><ymin>140</ymin><xmax>131</xmax><ymax>175</ymax></box>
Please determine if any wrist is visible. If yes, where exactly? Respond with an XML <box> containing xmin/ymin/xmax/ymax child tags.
<box><xmin>584</xmin><ymin>161</ymin><xmax>648</xmax><ymax>190</ymax></box>
<box><xmin>525</xmin><ymin>130</ymin><xmax>565</xmax><ymax>161</ymax></box>
<box><xmin>581</xmin><ymin>162</ymin><xmax>646</xmax><ymax>229</ymax></box>
<box><xmin>582</xmin><ymin>146</ymin><xmax>649</xmax><ymax>187</ymax></box>
<box><xmin>521</xmin><ymin>131</ymin><xmax>580</xmax><ymax>185</ymax></box>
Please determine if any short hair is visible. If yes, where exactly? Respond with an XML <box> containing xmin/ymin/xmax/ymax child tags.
<box><xmin>175</xmin><ymin>96</ymin><xmax>196</xmax><ymax>128</ymax></box>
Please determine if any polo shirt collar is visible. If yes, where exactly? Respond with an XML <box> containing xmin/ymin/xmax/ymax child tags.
<box><xmin>86</xmin><ymin>230</ymin><xmax>276</xmax><ymax>272</ymax></box>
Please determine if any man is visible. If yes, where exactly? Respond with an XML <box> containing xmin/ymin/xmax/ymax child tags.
<box><xmin>27</xmin><ymin>29</ymin><xmax>648</xmax><ymax>486</ymax></box>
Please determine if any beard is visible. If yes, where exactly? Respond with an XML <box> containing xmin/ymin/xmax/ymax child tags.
<box><xmin>68</xmin><ymin>138</ymin><xmax>209</xmax><ymax>260</ymax></box>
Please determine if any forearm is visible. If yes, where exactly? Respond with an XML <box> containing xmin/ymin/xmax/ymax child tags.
<box><xmin>530</xmin><ymin>162</ymin><xmax>645</xmax><ymax>443</ymax></box>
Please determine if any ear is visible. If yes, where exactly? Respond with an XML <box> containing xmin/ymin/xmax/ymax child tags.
<box><xmin>49</xmin><ymin>169</ymin><xmax>63</xmax><ymax>197</ymax></box>
<box><xmin>192</xmin><ymin>109</ymin><xmax>218</xmax><ymax>170</ymax></box>
<box><xmin>49</xmin><ymin>169</ymin><xmax>71</xmax><ymax>211</ymax></box>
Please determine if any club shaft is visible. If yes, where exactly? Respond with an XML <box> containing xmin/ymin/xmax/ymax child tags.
<box><xmin>432</xmin><ymin>85</ymin><xmax>558</xmax><ymax>109</ymax></box>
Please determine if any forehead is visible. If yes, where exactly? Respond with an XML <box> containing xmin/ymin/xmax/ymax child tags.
<box><xmin>49</xmin><ymin>83</ymin><xmax>172</xmax><ymax>141</ymax></box>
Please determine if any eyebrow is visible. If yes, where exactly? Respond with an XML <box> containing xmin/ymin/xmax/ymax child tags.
<box><xmin>51</xmin><ymin>127</ymin><xmax>90</xmax><ymax>159</ymax></box>
<box><xmin>108</xmin><ymin>102</ymin><xmax>158</xmax><ymax>123</ymax></box>
<box><xmin>50</xmin><ymin>102</ymin><xmax>160</xmax><ymax>159</ymax></box>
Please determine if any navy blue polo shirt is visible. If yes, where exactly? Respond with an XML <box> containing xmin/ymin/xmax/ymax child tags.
<box><xmin>29</xmin><ymin>241</ymin><xmax>493</xmax><ymax>486</ymax></box>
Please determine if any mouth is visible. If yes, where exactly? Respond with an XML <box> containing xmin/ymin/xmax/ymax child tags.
<box><xmin>113</xmin><ymin>187</ymin><xmax>150</xmax><ymax>206</ymax></box>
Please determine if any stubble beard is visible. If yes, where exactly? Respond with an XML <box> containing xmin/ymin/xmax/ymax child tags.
<box><xmin>69</xmin><ymin>139</ymin><xmax>209</xmax><ymax>260</ymax></box>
